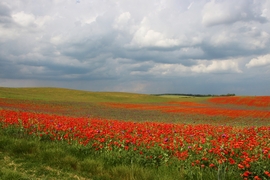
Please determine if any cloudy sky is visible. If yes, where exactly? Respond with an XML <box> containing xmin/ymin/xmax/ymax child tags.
<box><xmin>0</xmin><ymin>0</ymin><xmax>270</xmax><ymax>95</ymax></box>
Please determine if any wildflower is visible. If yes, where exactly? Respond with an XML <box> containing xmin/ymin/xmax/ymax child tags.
<box><xmin>218</xmin><ymin>159</ymin><xmax>224</xmax><ymax>164</ymax></box>
<box><xmin>263</xmin><ymin>150</ymin><xmax>268</xmax><ymax>154</ymax></box>
<box><xmin>245</xmin><ymin>163</ymin><xmax>250</xmax><ymax>168</ymax></box>
<box><xmin>238</xmin><ymin>164</ymin><xmax>244</xmax><ymax>169</ymax></box>
<box><xmin>265</xmin><ymin>171</ymin><xmax>270</xmax><ymax>177</ymax></box>
<box><xmin>201</xmin><ymin>157</ymin><xmax>208</xmax><ymax>161</ymax></box>
<box><xmin>228</xmin><ymin>158</ymin><xmax>235</xmax><ymax>165</ymax></box>
<box><xmin>242</xmin><ymin>171</ymin><xmax>252</xmax><ymax>177</ymax></box>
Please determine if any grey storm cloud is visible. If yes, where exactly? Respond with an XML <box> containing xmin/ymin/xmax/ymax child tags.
<box><xmin>0</xmin><ymin>0</ymin><xmax>270</xmax><ymax>95</ymax></box>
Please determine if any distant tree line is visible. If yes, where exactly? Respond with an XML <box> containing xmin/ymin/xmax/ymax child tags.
<box><xmin>152</xmin><ymin>93</ymin><xmax>235</xmax><ymax>97</ymax></box>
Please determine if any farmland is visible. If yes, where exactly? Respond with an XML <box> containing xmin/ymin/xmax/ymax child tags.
<box><xmin>0</xmin><ymin>87</ymin><xmax>269</xmax><ymax>180</ymax></box>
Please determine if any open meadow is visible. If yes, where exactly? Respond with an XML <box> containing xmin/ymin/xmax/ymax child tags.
<box><xmin>0</xmin><ymin>87</ymin><xmax>269</xmax><ymax>180</ymax></box>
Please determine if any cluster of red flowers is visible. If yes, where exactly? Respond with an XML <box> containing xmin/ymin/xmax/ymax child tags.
<box><xmin>1</xmin><ymin>109</ymin><xmax>269</xmax><ymax>179</ymax></box>
<box><xmin>208</xmin><ymin>96</ymin><xmax>270</xmax><ymax>107</ymax></box>
<box><xmin>104</xmin><ymin>99</ymin><xmax>270</xmax><ymax>119</ymax></box>
<box><xmin>0</xmin><ymin>98</ymin><xmax>67</xmax><ymax>114</ymax></box>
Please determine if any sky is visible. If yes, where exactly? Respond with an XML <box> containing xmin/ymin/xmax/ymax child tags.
<box><xmin>0</xmin><ymin>0</ymin><xmax>270</xmax><ymax>95</ymax></box>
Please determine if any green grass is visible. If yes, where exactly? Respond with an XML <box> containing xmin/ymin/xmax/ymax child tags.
<box><xmin>0</xmin><ymin>126</ymin><xmax>241</xmax><ymax>180</ymax></box>
<box><xmin>0</xmin><ymin>87</ymin><xmax>180</xmax><ymax>103</ymax></box>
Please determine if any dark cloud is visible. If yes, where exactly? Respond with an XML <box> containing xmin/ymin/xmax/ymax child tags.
<box><xmin>0</xmin><ymin>0</ymin><xmax>269</xmax><ymax>95</ymax></box>
<box><xmin>0</xmin><ymin>2</ymin><xmax>13</xmax><ymax>25</ymax></box>
<box><xmin>0</xmin><ymin>2</ymin><xmax>10</xmax><ymax>17</ymax></box>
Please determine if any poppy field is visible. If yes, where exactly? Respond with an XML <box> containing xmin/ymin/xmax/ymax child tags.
<box><xmin>0</xmin><ymin>88</ymin><xmax>270</xmax><ymax>180</ymax></box>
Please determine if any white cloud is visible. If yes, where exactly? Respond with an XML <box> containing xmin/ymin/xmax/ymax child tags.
<box><xmin>82</xmin><ymin>16</ymin><xmax>98</xmax><ymax>25</ymax></box>
<box><xmin>246</xmin><ymin>54</ymin><xmax>270</xmax><ymax>68</ymax></box>
<box><xmin>130</xmin><ymin>26</ymin><xmax>180</xmax><ymax>48</ymax></box>
<box><xmin>191</xmin><ymin>60</ymin><xmax>242</xmax><ymax>73</ymax></box>
<box><xmin>35</xmin><ymin>15</ymin><xmax>51</xmax><ymax>27</ymax></box>
<box><xmin>0</xmin><ymin>26</ymin><xmax>20</xmax><ymax>41</ymax></box>
<box><xmin>116</xmin><ymin>12</ymin><xmax>130</xmax><ymax>24</ymax></box>
<box><xmin>208</xmin><ymin>30</ymin><xmax>234</xmax><ymax>46</ymax></box>
<box><xmin>202</xmin><ymin>1</ymin><xmax>236</xmax><ymax>26</ymax></box>
<box><xmin>147</xmin><ymin>63</ymin><xmax>188</xmax><ymax>76</ymax></box>
<box><xmin>113</xmin><ymin>12</ymin><xmax>133</xmax><ymax>31</ymax></box>
<box><xmin>138</xmin><ymin>59</ymin><xmax>242</xmax><ymax>77</ymax></box>
<box><xmin>50</xmin><ymin>35</ymin><xmax>64</xmax><ymax>45</ymax></box>
<box><xmin>11</xmin><ymin>11</ymin><xmax>51</xmax><ymax>29</ymax></box>
<box><xmin>12</xmin><ymin>11</ymin><xmax>35</xmax><ymax>27</ymax></box>
<box><xmin>202</xmin><ymin>0</ymin><xmax>267</xmax><ymax>26</ymax></box>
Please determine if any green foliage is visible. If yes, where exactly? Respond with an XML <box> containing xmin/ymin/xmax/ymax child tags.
<box><xmin>10</xmin><ymin>140</ymin><xmax>39</xmax><ymax>155</ymax></box>
<box><xmin>0</xmin><ymin>126</ymin><xmax>249</xmax><ymax>180</ymax></box>
<box><xmin>0</xmin><ymin>168</ymin><xmax>29</xmax><ymax>180</ymax></box>
<box><xmin>0</xmin><ymin>125</ymin><xmax>247</xmax><ymax>180</ymax></box>
<box><xmin>80</xmin><ymin>158</ymin><xmax>104</xmax><ymax>174</ymax></box>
